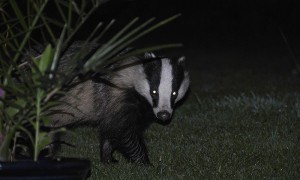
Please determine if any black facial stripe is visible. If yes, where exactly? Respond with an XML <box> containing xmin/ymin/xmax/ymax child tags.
<box><xmin>170</xmin><ymin>58</ymin><xmax>185</xmax><ymax>106</ymax></box>
<box><xmin>143</xmin><ymin>58</ymin><xmax>162</xmax><ymax>107</ymax></box>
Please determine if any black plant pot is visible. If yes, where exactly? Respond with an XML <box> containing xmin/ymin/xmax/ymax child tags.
<box><xmin>0</xmin><ymin>157</ymin><xmax>91</xmax><ymax>180</ymax></box>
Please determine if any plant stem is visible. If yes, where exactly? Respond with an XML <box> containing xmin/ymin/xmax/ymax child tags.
<box><xmin>34</xmin><ymin>89</ymin><xmax>42</xmax><ymax>161</ymax></box>
<box><xmin>0</xmin><ymin>125</ymin><xmax>16</xmax><ymax>161</ymax></box>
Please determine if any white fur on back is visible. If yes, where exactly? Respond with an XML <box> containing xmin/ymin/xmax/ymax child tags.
<box><xmin>52</xmin><ymin>80</ymin><xmax>97</xmax><ymax>126</ymax></box>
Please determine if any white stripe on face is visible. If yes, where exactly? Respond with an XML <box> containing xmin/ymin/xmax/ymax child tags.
<box><xmin>153</xmin><ymin>59</ymin><xmax>173</xmax><ymax>116</ymax></box>
<box><xmin>175</xmin><ymin>71</ymin><xmax>190</xmax><ymax>103</ymax></box>
<box><xmin>134</xmin><ymin>65</ymin><xmax>153</xmax><ymax>106</ymax></box>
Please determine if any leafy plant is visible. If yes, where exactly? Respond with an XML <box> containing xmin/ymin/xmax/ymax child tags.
<box><xmin>0</xmin><ymin>0</ymin><xmax>181</xmax><ymax>161</ymax></box>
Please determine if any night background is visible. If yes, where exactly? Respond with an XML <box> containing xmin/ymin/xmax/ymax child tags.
<box><xmin>88</xmin><ymin>0</ymin><xmax>300</xmax><ymax>94</ymax></box>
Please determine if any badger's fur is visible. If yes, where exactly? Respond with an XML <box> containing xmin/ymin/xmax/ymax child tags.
<box><xmin>52</xmin><ymin>46</ymin><xmax>190</xmax><ymax>164</ymax></box>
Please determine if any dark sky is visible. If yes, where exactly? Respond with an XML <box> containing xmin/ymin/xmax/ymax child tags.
<box><xmin>96</xmin><ymin>0</ymin><xmax>300</xmax><ymax>49</ymax></box>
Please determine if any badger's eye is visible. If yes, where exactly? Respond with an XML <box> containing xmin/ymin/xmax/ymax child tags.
<box><xmin>152</xmin><ymin>90</ymin><xmax>157</xmax><ymax>95</ymax></box>
<box><xmin>172</xmin><ymin>91</ymin><xmax>177</xmax><ymax>96</ymax></box>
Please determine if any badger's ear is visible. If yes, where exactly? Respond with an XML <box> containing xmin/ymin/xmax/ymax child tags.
<box><xmin>178</xmin><ymin>56</ymin><xmax>186</xmax><ymax>63</ymax></box>
<box><xmin>144</xmin><ymin>52</ymin><xmax>156</xmax><ymax>59</ymax></box>
<box><xmin>177</xmin><ymin>56</ymin><xmax>186</xmax><ymax>66</ymax></box>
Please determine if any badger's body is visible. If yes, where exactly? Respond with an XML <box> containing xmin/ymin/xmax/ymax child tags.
<box><xmin>53</xmin><ymin>49</ymin><xmax>190</xmax><ymax>164</ymax></box>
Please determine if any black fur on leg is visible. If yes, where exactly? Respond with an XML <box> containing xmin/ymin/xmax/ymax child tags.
<box><xmin>100</xmin><ymin>138</ymin><xmax>118</xmax><ymax>164</ymax></box>
<box><xmin>117</xmin><ymin>130</ymin><xmax>150</xmax><ymax>165</ymax></box>
<box><xmin>98</xmin><ymin>89</ymin><xmax>153</xmax><ymax>165</ymax></box>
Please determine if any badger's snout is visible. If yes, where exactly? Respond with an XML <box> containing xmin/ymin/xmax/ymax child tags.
<box><xmin>157</xmin><ymin>110</ymin><xmax>171</xmax><ymax>121</ymax></box>
<box><xmin>155</xmin><ymin>110</ymin><xmax>172</xmax><ymax>125</ymax></box>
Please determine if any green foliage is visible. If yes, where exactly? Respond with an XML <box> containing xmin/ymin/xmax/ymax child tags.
<box><xmin>0</xmin><ymin>42</ymin><xmax>63</xmax><ymax>161</ymax></box>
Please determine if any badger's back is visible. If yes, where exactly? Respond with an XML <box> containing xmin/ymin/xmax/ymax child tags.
<box><xmin>51</xmin><ymin>80</ymin><xmax>102</xmax><ymax>125</ymax></box>
<box><xmin>52</xmin><ymin>56</ymin><xmax>147</xmax><ymax>127</ymax></box>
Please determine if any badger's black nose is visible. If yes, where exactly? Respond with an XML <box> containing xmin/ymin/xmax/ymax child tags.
<box><xmin>157</xmin><ymin>111</ymin><xmax>171</xmax><ymax>121</ymax></box>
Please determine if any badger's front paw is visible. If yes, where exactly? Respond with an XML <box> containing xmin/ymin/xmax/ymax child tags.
<box><xmin>100</xmin><ymin>139</ymin><xmax>117</xmax><ymax>164</ymax></box>
<box><xmin>101</xmin><ymin>157</ymin><xmax>118</xmax><ymax>164</ymax></box>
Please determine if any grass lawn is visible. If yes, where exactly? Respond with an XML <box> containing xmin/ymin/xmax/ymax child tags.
<box><xmin>59</xmin><ymin>48</ymin><xmax>300</xmax><ymax>179</ymax></box>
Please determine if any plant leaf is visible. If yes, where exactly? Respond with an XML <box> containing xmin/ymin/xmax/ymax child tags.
<box><xmin>37</xmin><ymin>132</ymin><xmax>51</xmax><ymax>153</ymax></box>
<box><xmin>38</xmin><ymin>44</ymin><xmax>53</xmax><ymax>75</ymax></box>
<box><xmin>4</xmin><ymin>98</ymin><xmax>27</xmax><ymax>118</ymax></box>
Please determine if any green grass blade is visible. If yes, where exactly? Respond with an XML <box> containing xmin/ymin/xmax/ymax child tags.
<box><xmin>101</xmin><ymin>14</ymin><xmax>180</xmax><ymax>61</ymax></box>
<box><xmin>85</xmin><ymin>21</ymin><xmax>103</xmax><ymax>42</ymax></box>
<box><xmin>91</xmin><ymin>19</ymin><xmax>116</xmax><ymax>43</ymax></box>
<box><xmin>1</xmin><ymin>13</ymin><xmax>20</xmax><ymax>48</ymax></box>
<box><xmin>87</xmin><ymin>18</ymin><xmax>140</xmax><ymax>62</ymax></box>
<box><xmin>0</xmin><ymin>33</ymin><xmax>17</xmax><ymax>58</ymax></box>
<box><xmin>71</xmin><ymin>1</ymin><xmax>81</xmax><ymax>15</ymax></box>
<box><xmin>84</xmin><ymin>14</ymin><xmax>181</xmax><ymax>71</ymax></box>
<box><xmin>26</xmin><ymin>0</ymin><xmax>31</xmax><ymax>26</ymax></box>
<box><xmin>64</xmin><ymin>19</ymin><xmax>114</xmax><ymax>74</ymax></box>
<box><xmin>32</xmin><ymin>3</ymin><xmax>56</xmax><ymax>43</ymax></box>
<box><xmin>9</xmin><ymin>0</ymin><xmax>28</xmax><ymax>30</ymax></box>
<box><xmin>100</xmin><ymin>18</ymin><xmax>154</xmax><ymax>54</ymax></box>
<box><xmin>102</xmin><ymin>44</ymin><xmax>182</xmax><ymax>68</ymax></box>
<box><xmin>0</xmin><ymin>23</ymin><xmax>44</xmax><ymax>47</ymax></box>
<box><xmin>104</xmin><ymin>17</ymin><xmax>140</xmax><ymax>48</ymax></box>
<box><xmin>44</xmin><ymin>17</ymin><xmax>66</xmax><ymax>29</ymax></box>
<box><xmin>64</xmin><ymin>5</ymin><xmax>98</xmax><ymax>46</ymax></box>
<box><xmin>54</xmin><ymin>0</ymin><xmax>67</xmax><ymax>23</ymax></box>
<box><xmin>83</xmin><ymin>18</ymin><xmax>155</xmax><ymax>71</ymax></box>
<box><xmin>64</xmin><ymin>21</ymin><xmax>103</xmax><ymax>67</ymax></box>
<box><xmin>50</xmin><ymin>24</ymin><xmax>67</xmax><ymax>79</ymax></box>
<box><xmin>12</xmin><ymin>0</ymin><xmax>49</xmax><ymax>63</ymax></box>
<box><xmin>67</xmin><ymin>0</ymin><xmax>72</xmax><ymax>36</ymax></box>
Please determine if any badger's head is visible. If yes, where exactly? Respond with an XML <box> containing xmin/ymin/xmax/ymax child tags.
<box><xmin>135</xmin><ymin>53</ymin><xmax>190</xmax><ymax>125</ymax></box>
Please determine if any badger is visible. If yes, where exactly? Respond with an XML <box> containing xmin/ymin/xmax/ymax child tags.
<box><xmin>52</xmin><ymin>48</ymin><xmax>190</xmax><ymax>164</ymax></box>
